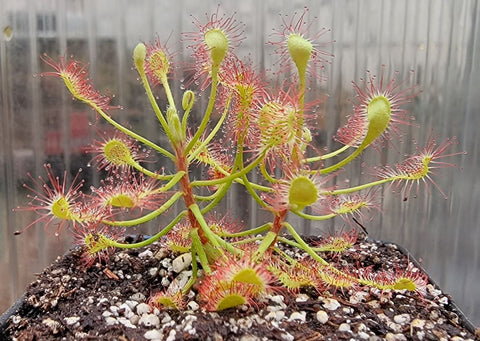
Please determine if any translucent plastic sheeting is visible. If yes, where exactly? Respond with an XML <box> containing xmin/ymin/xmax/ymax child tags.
<box><xmin>1</xmin><ymin>0</ymin><xmax>479</xmax><ymax>325</ymax></box>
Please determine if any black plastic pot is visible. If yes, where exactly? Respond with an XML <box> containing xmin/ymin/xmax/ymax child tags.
<box><xmin>0</xmin><ymin>295</ymin><xmax>25</xmax><ymax>339</ymax></box>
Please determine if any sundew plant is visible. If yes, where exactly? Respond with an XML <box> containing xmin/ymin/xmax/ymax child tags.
<box><xmin>18</xmin><ymin>8</ymin><xmax>462</xmax><ymax>311</ymax></box>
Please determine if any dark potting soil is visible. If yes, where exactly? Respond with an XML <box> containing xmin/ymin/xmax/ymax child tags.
<box><xmin>1</xmin><ymin>235</ymin><xmax>478</xmax><ymax>341</ymax></box>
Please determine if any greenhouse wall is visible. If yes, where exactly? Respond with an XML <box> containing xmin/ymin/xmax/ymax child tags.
<box><xmin>1</xmin><ymin>0</ymin><xmax>479</xmax><ymax>326</ymax></box>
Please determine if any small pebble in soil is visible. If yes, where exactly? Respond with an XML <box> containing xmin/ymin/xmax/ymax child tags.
<box><xmin>102</xmin><ymin>311</ymin><xmax>112</xmax><ymax>318</ymax></box>
<box><xmin>239</xmin><ymin>335</ymin><xmax>261</xmax><ymax>341</ymax></box>
<box><xmin>322</xmin><ymin>297</ymin><xmax>341</xmax><ymax>310</ymax></box>
<box><xmin>187</xmin><ymin>300</ymin><xmax>200</xmax><ymax>311</ymax></box>
<box><xmin>42</xmin><ymin>318</ymin><xmax>62</xmax><ymax>334</ymax></box>
<box><xmin>109</xmin><ymin>305</ymin><xmax>119</xmax><ymax>316</ymax></box>
<box><xmin>139</xmin><ymin>313</ymin><xmax>160</xmax><ymax>328</ymax></box>
<box><xmin>154</xmin><ymin>247</ymin><xmax>168</xmax><ymax>260</ymax></box>
<box><xmin>387</xmin><ymin>321</ymin><xmax>402</xmax><ymax>333</ymax></box>
<box><xmin>182</xmin><ymin>315</ymin><xmax>198</xmax><ymax>336</ymax></box>
<box><xmin>63</xmin><ymin>316</ymin><xmax>80</xmax><ymax>326</ymax></box>
<box><xmin>265</xmin><ymin>310</ymin><xmax>285</xmax><ymax>321</ymax></box>
<box><xmin>385</xmin><ymin>332</ymin><xmax>407</xmax><ymax>341</ymax></box>
<box><xmin>438</xmin><ymin>296</ymin><xmax>449</xmax><ymax>305</ymax></box>
<box><xmin>411</xmin><ymin>318</ymin><xmax>426</xmax><ymax>329</ymax></box>
<box><xmin>367</xmin><ymin>299</ymin><xmax>381</xmax><ymax>309</ymax></box>
<box><xmin>349</xmin><ymin>290</ymin><xmax>369</xmax><ymax>304</ymax></box>
<box><xmin>288</xmin><ymin>311</ymin><xmax>306</xmax><ymax>322</ymax></box>
<box><xmin>136</xmin><ymin>302</ymin><xmax>151</xmax><ymax>315</ymax></box>
<box><xmin>316</xmin><ymin>310</ymin><xmax>329</xmax><ymax>324</ymax></box>
<box><xmin>358</xmin><ymin>331</ymin><xmax>370</xmax><ymax>339</ymax></box>
<box><xmin>117</xmin><ymin>316</ymin><xmax>136</xmax><ymax>328</ymax></box>
<box><xmin>393</xmin><ymin>313</ymin><xmax>411</xmax><ymax>324</ymax></box>
<box><xmin>160</xmin><ymin>258</ymin><xmax>172</xmax><ymax>269</ymax></box>
<box><xmin>118</xmin><ymin>302</ymin><xmax>134</xmax><ymax>318</ymax></box>
<box><xmin>138</xmin><ymin>249</ymin><xmax>153</xmax><ymax>258</ymax></box>
<box><xmin>281</xmin><ymin>332</ymin><xmax>295</xmax><ymax>341</ymax></box>
<box><xmin>144</xmin><ymin>329</ymin><xmax>162</xmax><ymax>340</ymax></box>
<box><xmin>130</xmin><ymin>292</ymin><xmax>146</xmax><ymax>302</ymax></box>
<box><xmin>165</xmin><ymin>329</ymin><xmax>177</xmax><ymax>341</ymax></box>
<box><xmin>430</xmin><ymin>309</ymin><xmax>441</xmax><ymax>320</ymax></box>
<box><xmin>124</xmin><ymin>299</ymin><xmax>138</xmax><ymax>311</ymax></box>
<box><xmin>295</xmin><ymin>293</ymin><xmax>309</xmax><ymax>302</ymax></box>
<box><xmin>148</xmin><ymin>267</ymin><xmax>158</xmax><ymax>276</ymax></box>
<box><xmin>266</xmin><ymin>304</ymin><xmax>282</xmax><ymax>312</ymax></box>
<box><xmin>161</xmin><ymin>313</ymin><xmax>172</xmax><ymax>323</ymax></box>
<box><xmin>172</xmin><ymin>253</ymin><xmax>192</xmax><ymax>273</ymax></box>
<box><xmin>161</xmin><ymin>276</ymin><xmax>171</xmax><ymax>286</ymax></box>
<box><xmin>130</xmin><ymin>314</ymin><xmax>140</xmax><ymax>326</ymax></box>
<box><xmin>168</xmin><ymin>270</ymin><xmax>191</xmax><ymax>292</ymax></box>
<box><xmin>269</xmin><ymin>294</ymin><xmax>286</xmax><ymax>307</ymax></box>
<box><xmin>427</xmin><ymin>284</ymin><xmax>442</xmax><ymax>296</ymax></box>
<box><xmin>105</xmin><ymin>316</ymin><xmax>118</xmax><ymax>326</ymax></box>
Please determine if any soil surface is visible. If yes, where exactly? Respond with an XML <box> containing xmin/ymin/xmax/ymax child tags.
<box><xmin>1</xmin><ymin>235</ymin><xmax>478</xmax><ymax>341</ymax></box>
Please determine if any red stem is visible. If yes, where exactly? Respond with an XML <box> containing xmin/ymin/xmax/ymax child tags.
<box><xmin>270</xmin><ymin>209</ymin><xmax>288</xmax><ymax>246</ymax></box>
<box><xmin>175</xmin><ymin>145</ymin><xmax>208</xmax><ymax>244</ymax></box>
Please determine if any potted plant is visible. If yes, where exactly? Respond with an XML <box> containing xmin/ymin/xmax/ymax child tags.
<box><xmin>2</xmin><ymin>7</ymin><xmax>477</xmax><ymax>340</ymax></box>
